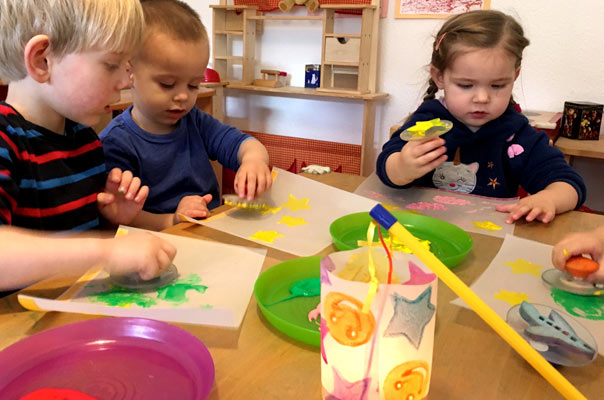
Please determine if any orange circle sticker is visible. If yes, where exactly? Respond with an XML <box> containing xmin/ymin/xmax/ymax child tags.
<box><xmin>324</xmin><ymin>292</ymin><xmax>376</xmax><ymax>347</ymax></box>
<box><xmin>383</xmin><ymin>360</ymin><xmax>430</xmax><ymax>400</ymax></box>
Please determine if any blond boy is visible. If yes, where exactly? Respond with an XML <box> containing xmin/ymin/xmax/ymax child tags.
<box><xmin>100</xmin><ymin>0</ymin><xmax>272</xmax><ymax>230</ymax></box>
<box><xmin>0</xmin><ymin>0</ymin><xmax>176</xmax><ymax>291</ymax></box>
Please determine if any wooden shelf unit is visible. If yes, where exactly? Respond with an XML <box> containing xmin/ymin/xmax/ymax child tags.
<box><xmin>210</xmin><ymin>1</ymin><xmax>387</xmax><ymax>176</ymax></box>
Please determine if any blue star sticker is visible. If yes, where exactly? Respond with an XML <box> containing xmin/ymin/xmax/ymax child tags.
<box><xmin>383</xmin><ymin>286</ymin><xmax>435</xmax><ymax>349</ymax></box>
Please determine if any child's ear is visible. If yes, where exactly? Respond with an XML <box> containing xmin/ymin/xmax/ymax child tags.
<box><xmin>23</xmin><ymin>35</ymin><xmax>51</xmax><ymax>83</ymax></box>
<box><xmin>514</xmin><ymin>67</ymin><xmax>521</xmax><ymax>81</ymax></box>
<box><xmin>430</xmin><ymin>65</ymin><xmax>445</xmax><ymax>89</ymax></box>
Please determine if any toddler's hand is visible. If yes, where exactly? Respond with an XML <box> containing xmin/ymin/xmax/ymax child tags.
<box><xmin>552</xmin><ymin>231</ymin><xmax>604</xmax><ymax>282</ymax></box>
<box><xmin>98</xmin><ymin>168</ymin><xmax>148</xmax><ymax>225</ymax></box>
<box><xmin>103</xmin><ymin>232</ymin><xmax>177</xmax><ymax>280</ymax></box>
<box><xmin>173</xmin><ymin>194</ymin><xmax>213</xmax><ymax>224</ymax></box>
<box><xmin>386</xmin><ymin>138</ymin><xmax>447</xmax><ymax>185</ymax></box>
<box><xmin>234</xmin><ymin>159</ymin><xmax>272</xmax><ymax>200</ymax></box>
<box><xmin>495</xmin><ymin>191</ymin><xmax>556</xmax><ymax>224</ymax></box>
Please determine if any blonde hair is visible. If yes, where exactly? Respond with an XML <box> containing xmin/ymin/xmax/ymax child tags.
<box><xmin>424</xmin><ymin>10</ymin><xmax>530</xmax><ymax>103</ymax></box>
<box><xmin>140</xmin><ymin>0</ymin><xmax>208</xmax><ymax>46</ymax></box>
<box><xmin>0</xmin><ymin>0</ymin><xmax>145</xmax><ymax>82</ymax></box>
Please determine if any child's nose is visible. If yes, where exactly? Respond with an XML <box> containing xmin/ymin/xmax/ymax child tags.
<box><xmin>117</xmin><ymin>68</ymin><xmax>132</xmax><ymax>90</ymax></box>
<box><xmin>473</xmin><ymin>88</ymin><xmax>489</xmax><ymax>103</ymax></box>
<box><xmin>173</xmin><ymin>91</ymin><xmax>189</xmax><ymax>102</ymax></box>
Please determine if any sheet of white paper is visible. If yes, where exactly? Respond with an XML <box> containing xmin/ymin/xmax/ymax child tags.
<box><xmin>198</xmin><ymin>168</ymin><xmax>378</xmax><ymax>256</ymax></box>
<box><xmin>451</xmin><ymin>234</ymin><xmax>604</xmax><ymax>355</ymax></box>
<box><xmin>354</xmin><ymin>173</ymin><xmax>516</xmax><ymax>238</ymax></box>
<box><xmin>19</xmin><ymin>227</ymin><xmax>266</xmax><ymax>329</ymax></box>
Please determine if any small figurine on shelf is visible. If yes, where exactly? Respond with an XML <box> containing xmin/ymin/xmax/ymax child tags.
<box><xmin>279</xmin><ymin>0</ymin><xmax>319</xmax><ymax>13</ymax></box>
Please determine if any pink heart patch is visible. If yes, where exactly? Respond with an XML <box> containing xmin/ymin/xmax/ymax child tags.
<box><xmin>507</xmin><ymin>144</ymin><xmax>524</xmax><ymax>158</ymax></box>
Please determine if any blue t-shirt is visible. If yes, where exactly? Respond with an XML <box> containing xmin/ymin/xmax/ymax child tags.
<box><xmin>376</xmin><ymin>100</ymin><xmax>586</xmax><ymax>207</ymax></box>
<box><xmin>100</xmin><ymin>106</ymin><xmax>250</xmax><ymax>213</ymax></box>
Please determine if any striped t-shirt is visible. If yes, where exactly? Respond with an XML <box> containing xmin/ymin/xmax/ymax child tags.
<box><xmin>0</xmin><ymin>103</ymin><xmax>106</xmax><ymax>231</ymax></box>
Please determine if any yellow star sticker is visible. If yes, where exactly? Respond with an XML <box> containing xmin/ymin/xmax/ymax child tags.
<box><xmin>494</xmin><ymin>289</ymin><xmax>529</xmax><ymax>306</ymax></box>
<box><xmin>504</xmin><ymin>258</ymin><xmax>544</xmax><ymax>276</ymax></box>
<box><xmin>277</xmin><ymin>215</ymin><xmax>307</xmax><ymax>227</ymax></box>
<box><xmin>487</xmin><ymin>161</ymin><xmax>494</xmax><ymax>168</ymax></box>
<box><xmin>472</xmin><ymin>221</ymin><xmax>502</xmax><ymax>231</ymax></box>
<box><xmin>248</xmin><ymin>230</ymin><xmax>285</xmax><ymax>243</ymax></box>
<box><xmin>407</xmin><ymin>118</ymin><xmax>447</xmax><ymax>137</ymax></box>
<box><xmin>488</xmin><ymin>177</ymin><xmax>500</xmax><ymax>189</ymax></box>
<box><xmin>281</xmin><ymin>194</ymin><xmax>311</xmax><ymax>212</ymax></box>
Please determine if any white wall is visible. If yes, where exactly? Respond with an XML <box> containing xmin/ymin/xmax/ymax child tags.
<box><xmin>188</xmin><ymin>0</ymin><xmax>604</xmax><ymax>206</ymax></box>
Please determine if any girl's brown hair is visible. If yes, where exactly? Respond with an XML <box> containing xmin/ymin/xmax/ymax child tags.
<box><xmin>424</xmin><ymin>10</ymin><xmax>530</xmax><ymax>104</ymax></box>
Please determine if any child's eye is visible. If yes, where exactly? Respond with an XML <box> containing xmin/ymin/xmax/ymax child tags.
<box><xmin>492</xmin><ymin>84</ymin><xmax>505</xmax><ymax>89</ymax></box>
<box><xmin>457</xmin><ymin>84</ymin><xmax>472</xmax><ymax>89</ymax></box>
<box><xmin>105</xmin><ymin>63</ymin><xmax>119</xmax><ymax>71</ymax></box>
<box><xmin>160</xmin><ymin>83</ymin><xmax>175</xmax><ymax>89</ymax></box>
<box><xmin>188</xmin><ymin>84</ymin><xmax>199</xmax><ymax>90</ymax></box>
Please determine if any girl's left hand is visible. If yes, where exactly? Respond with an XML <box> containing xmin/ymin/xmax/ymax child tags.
<box><xmin>495</xmin><ymin>191</ymin><xmax>557</xmax><ymax>224</ymax></box>
<box><xmin>98</xmin><ymin>168</ymin><xmax>148</xmax><ymax>225</ymax></box>
<box><xmin>234</xmin><ymin>160</ymin><xmax>272</xmax><ymax>200</ymax></box>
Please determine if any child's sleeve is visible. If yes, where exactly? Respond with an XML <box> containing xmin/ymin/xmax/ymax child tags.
<box><xmin>0</xmin><ymin>137</ymin><xmax>19</xmax><ymax>225</ymax></box>
<box><xmin>519</xmin><ymin>129</ymin><xmax>586</xmax><ymax>208</ymax></box>
<box><xmin>194</xmin><ymin>108</ymin><xmax>251</xmax><ymax>171</ymax></box>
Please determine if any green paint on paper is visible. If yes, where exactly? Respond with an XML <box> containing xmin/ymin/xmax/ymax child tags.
<box><xmin>156</xmin><ymin>274</ymin><xmax>208</xmax><ymax>305</ymax></box>
<box><xmin>200</xmin><ymin>304</ymin><xmax>213</xmax><ymax>309</ymax></box>
<box><xmin>550</xmin><ymin>287</ymin><xmax>604</xmax><ymax>320</ymax></box>
<box><xmin>89</xmin><ymin>286</ymin><xmax>157</xmax><ymax>308</ymax></box>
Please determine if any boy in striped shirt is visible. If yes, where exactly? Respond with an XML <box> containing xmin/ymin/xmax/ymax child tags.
<box><xmin>0</xmin><ymin>0</ymin><xmax>176</xmax><ymax>292</ymax></box>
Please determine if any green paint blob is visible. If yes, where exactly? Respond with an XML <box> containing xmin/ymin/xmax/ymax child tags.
<box><xmin>156</xmin><ymin>274</ymin><xmax>208</xmax><ymax>305</ymax></box>
<box><xmin>550</xmin><ymin>288</ymin><xmax>604</xmax><ymax>321</ymax></box>
<box><xmin>89</xmin><ymin>286</ymin><xmax>157</xmax><ymax>308</ymax></box>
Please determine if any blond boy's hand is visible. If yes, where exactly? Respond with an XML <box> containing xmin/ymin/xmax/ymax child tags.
<box><xmin>234</xmin><ymin>159</ymin><xmax>272</xmax><ymax>201</ymax></box>
<box><xmin>552</xmin><ymin>230</ymin><xmax>604</xmax><ymax>282</ymax></box>
<box><xmin>173</xmin><ymin>194</ymin><xmax>213</xmax><ymax>224</ymax></box>
<box><xmin>103</xmin><ymin>232</ymin><xmax>177</xmax><ymax>280</ymax></box>
<box><xmin>386</xmin><ymin>138</ymin><xmax>447</xmax><ymax>186</ymax></box>
<box><xmin>98</xmin><ymin>168</ymin><xmax>148</xmax><ymax>225</ymax></box>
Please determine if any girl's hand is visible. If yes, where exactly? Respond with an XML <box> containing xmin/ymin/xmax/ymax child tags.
<box><xmin>103</xmin><ymin>232</ymin><xmax>177</xmax><ymax>280</ymax></box>
<box><xmin>234</xmin><ymin>160</ymin><xmax>272</xmax><ymax>200</ymax></box>
<box><xmin>385</xmin><ymin>138</ymin><xmax>447</xmax><ymax>186</ymax></box>
<box><xmin>496</xmin><ymin>191</ymin><xmax>557</xmax><ymax>224</ymax></box>
<box><xmin>98</xmin><ymin>168</ymin><xmax>148</xmax><ymax>225</ymax></box>
<box><xmin>173</xmin><ymin>194</ymin><xmax>213</xmax><ymax>224</ymax></box>
<box><xmin>552</xmin><ymin>231</ymin><xmax>604</xmax><ymax>282</ymax></box>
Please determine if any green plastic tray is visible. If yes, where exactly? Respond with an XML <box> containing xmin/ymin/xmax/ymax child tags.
<box><xmin>254</xmin><ymin>257</ymin><xmax>321</xmax><ymax>347</ymax></box>
<box><xmin>329</xmin><ymin>211</ymin><xmax>473</xmax><ymax>268</ymax></box>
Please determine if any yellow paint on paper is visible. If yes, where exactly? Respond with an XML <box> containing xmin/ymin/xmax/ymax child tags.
<box><xmin>115</xmin><ymin>227</ymin><xmax>129</xmax><ymax>237</ymax></box>
<box><xmin>494</xmin><ymin>289</ymin><xmax>529</xmax><ymax>306</ymax></box>
<box><xmin>472</xmin><ymin>221</ymin><xmax>502</xmax><ymax>231</ymax></box>
<box><xmin>504</xmin><ymin>258</ymin><xmax>543</xmax><ymax>276</ymax></box>
<box><xmin>277</xmin><ymin>215</ymin><xmax>307</xmax><ymax>227</ymax></box>
<box><xmin>249</xmin><ymin>230</ymin><xmax>285</xmax><ymax>243</ymax></box>
<box><xmin>382</xmin><ymin>203</ymin><xmax>400</xmax><ymax>211</ymax></box>
<box><xmin>282</xmin><ymin>194</ymin><xmax>311</xmax><ymax>212</ymax></box>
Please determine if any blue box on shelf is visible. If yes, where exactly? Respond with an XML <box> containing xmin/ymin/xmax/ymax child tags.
<box><xmin>304</xmin><ymin>64</ymin><xmax>321</xmax><ymax>88</ymax></box>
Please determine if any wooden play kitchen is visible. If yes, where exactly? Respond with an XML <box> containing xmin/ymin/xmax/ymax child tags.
<box><xmin>210</xmin><ymin>0</ymin><xmax>388</xmax><ymax>176</ymax></box>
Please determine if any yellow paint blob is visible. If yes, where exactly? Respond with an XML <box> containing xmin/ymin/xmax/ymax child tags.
<box><xmin>472</xmin><ymin>220</ymin><xmax>502</xmax><ymax>231</ymax></box>
<box><xmin>282</xmin><ymin>194</ymin><xmax>311</xmax><ymax>212</ymax></box>
<box><xmin>249</xmin><ymin>230</ymin><xmax>285</xmax><ymax>243</ymax></box>
<box><xmin>504</xmin><ymin>258</ymin><xmax>544</xmax><ymax>276</ymax></box>
<box><xmin>494</xmin><ymin>289</ymin><xmax>529</xmax><ymax>306</ymax></box>
<box><xmin>277</xmin><ymin>215</ymin><xmax>307</xmax><ymax>227</ymax></box>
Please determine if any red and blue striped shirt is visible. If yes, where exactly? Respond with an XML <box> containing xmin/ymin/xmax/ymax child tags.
<box><xmin>0</xmin><ymin>103</ymin><xmax>105</xmax><ymax>231</ymax></box>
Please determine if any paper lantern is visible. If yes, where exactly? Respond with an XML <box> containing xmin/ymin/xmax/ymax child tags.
<box><xmin>321</xmin><ymin>247</ymin><xmax>437</xmax><ymax>400</ymax></box>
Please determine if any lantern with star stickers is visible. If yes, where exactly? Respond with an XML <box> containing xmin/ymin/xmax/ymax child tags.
<box><xmin>320</xmin><ymin>247</ymin><xmax>437</xmax><ymax>400</ymax></box>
